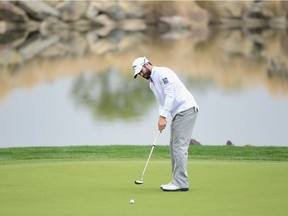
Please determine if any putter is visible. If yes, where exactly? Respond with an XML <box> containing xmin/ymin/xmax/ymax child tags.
<box><xmin>135</xmin><ymin>131</ymin><xmax>160</xmax><ymax>185</ymax></box>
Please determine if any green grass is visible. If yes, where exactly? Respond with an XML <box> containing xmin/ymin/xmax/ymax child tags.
<box><xmin>0</xmin><ymin>146</ymin><xmax>287</xmax><ymax>216</ymax></box>
<box><xmin>0</xmin><ymin>160</ymin><xmax>287</xmax><ymax>216</ymax></box>
<box><xmin>0</xmin><ymin>145</ymin><xmax>287</xmax><ymax>164</ymax></box>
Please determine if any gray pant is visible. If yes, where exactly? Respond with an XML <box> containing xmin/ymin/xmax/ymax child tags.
<box><xmin>170</xmin><ymin>107</ymin><xmax>198</xmax><ymax>188</ymax></box>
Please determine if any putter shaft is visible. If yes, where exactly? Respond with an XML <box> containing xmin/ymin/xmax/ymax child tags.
<box><xmin>135</xmin><ymin>131</ymin><xmax>160</xmax><ymax>184</ymax></box>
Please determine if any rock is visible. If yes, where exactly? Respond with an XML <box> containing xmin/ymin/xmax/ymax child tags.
<box><xmin>118</xmin><ymin>19</ymin><xmax>147</xmax><ymax>31</ymax></box>
<box><xmin>40</xmin><ymin>17</ymin><xmax>69</xmax><ymax>36</ymax></box>
<box><xmin>195</xmin><ymin>0</ymin><xmax>253</xmax><ymax>23</ymax></box>
<box><xmin>43</xmin><ymin>0</ymin><xmax>62</xmax><ymax>7</ymax></box>
<box><xmin>18</xmin><ymin>1</ymin><xmax>60</xmax><ymax>20</ymax></box>
<box><xmin>71</xmin><ymin>19</ymin><xmax>94</xmax><ymax>32</ymax></box>
<box><xmin>40</xmin><ymin>42</ymin><xmax>68</xmax><ymax>58</ymax></box>
<box><xmin>60</xmin><ymin>33</ymin><xmax>88</xmax><ymax>56</ymax></box>
<box><xmin>196</xmin><ymin>0</ymin><xmax>288</xmax><ymax>28</ymax></box>
<box><xmin>106</xmin><ymin>5</ymin><xmax>126</xmax><ymax>20</ymax></box>
<box><xmin>0</xmin><ymin>30</ymin><xmax>28</xmax><ymax>48</ymax></box>
<box><xmin>245</xmin><ymin>144</ymin><xmax>254</xmax><ymax>147</ymax></box>
<box><xmin>93</xmin><ymin>14</ymin><xmax>116</xmax><ymax>28</ymax></box>
<box><xmin>86</xmin><ymin>31</ymin><xmax>99</xmax><ymax>46</ymax></box>
<box><xmin>242</xmin><ymin>17</ymin><xmax>268</xmax><ymax>28</ymax></box>
<box><xmin>117</xmin><ymin>32</ymin><xmax>145</xmax><ymax>52</ymax></box>
<box><xmin>19</xmin><ymin>35</ymin><xmax>60</xmax><ymax>60</ymax></box>
<box><xmin>0</xmin><ymin>49</ymin><xmax>22</xmax><ymax>65</ymax></box>
<box><xmin>89</xmin><ymin>1</ymin><xmax>117</xmax><ymax>13</ymax></box>
<box><xmin>119</xmin><ymin>2</ymin><xmax>147</xmax><ymax>18</ymax></box>
<box><xmin>268</xmin><ymin>17</ymin><xmax>287</xmax><ymax>29</ymax></box>
<box><xmin>0</xmin><ymin>21</ymin><xmax>5</xmax><ymax>34</ymax></box>
<box><xmin>89</xmin><ymin>39</ymin><xmax>117</xmax><ymax>55</ymax></box>
<box><xmin>94</xmin><ymin>26</ymin><xmax>114</xmax><ymax>38</ymax></box>
<box><xmin>0</xmin><ymin>1</ymin><xmax>28</xmax><ymax>22</ymax></box>
<box><xmin>226</xmin><ymin>140</ymin><xmax>235</xmax><ymax>146</ymax></box>
<box><xmin>56</xmin><ymin>1</ymin><xmax>88</xmax><ymax>22</ymax></box>
<box><xmin>160</xmin><ymin>16</ymin><xmax>192</xmax><ymax>29</ymax></box>
<box><xmin>0</xmin><ymin>22</ymin><xmax>27</xmax><ymax>32</ymax></box>
<box><xmin>26</xmin><ymin>20</ymin><xmax>40</xmax><ymax>32</ymax></box>
<box><xmin>85</xmin><ymin>3</ymin><xmax>100</xmax><ymax>21</ymax></box>
<box><xmin>160</xmin><ymin>30</ymin><xmax>191</xmax><ymax>40</ymax></box>
<box><xmin>190</xmin><ymin>139</ymin><xmax>201</xmax><ymax>146</ymax></box>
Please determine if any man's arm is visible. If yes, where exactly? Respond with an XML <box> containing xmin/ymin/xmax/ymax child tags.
<box><xmin>158</xmin><ymin>115</ymin><xmax>166</xmax><ymax>132</ymax></box>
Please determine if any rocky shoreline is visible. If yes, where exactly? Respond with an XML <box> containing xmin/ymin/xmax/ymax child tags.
<box><xmin>0</xmin><ymin>1</ymin><xmax>288</xmax><ymax>67</ymax></box>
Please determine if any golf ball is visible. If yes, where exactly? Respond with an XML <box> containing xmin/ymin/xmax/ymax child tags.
<box><xmin>130</xmin><ymin>199</ymin><xmax>135</xmax><ymax>204</ymax></box>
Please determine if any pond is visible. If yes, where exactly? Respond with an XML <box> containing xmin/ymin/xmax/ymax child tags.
<box><xmin>1</xmin><ymin>27</ymin><xmax>288</xmax><ymax>147</ymax></box>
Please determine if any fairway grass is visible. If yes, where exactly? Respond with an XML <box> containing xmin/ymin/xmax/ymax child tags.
<box><xmin>0</xmin><ymin>160</ymin><xmax>287</xmax><ymax>216</ymax></box>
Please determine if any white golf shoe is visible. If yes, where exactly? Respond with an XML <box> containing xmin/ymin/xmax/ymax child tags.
<box><xmin>161</xmin><ymin>182</ymin><xmax>189</xmax><ymax>192</ymax></box>
<box><xmin>160</xmin><ymin>181</ymin><xmax>173</xmax><ymax>189</ymax></box>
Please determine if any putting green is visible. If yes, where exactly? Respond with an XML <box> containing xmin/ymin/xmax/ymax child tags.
<box><xmin>0</xmin><ymin>160</ymin><xmax>287</xmax><ymax>216</ymax></box>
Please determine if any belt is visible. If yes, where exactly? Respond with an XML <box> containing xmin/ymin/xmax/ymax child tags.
<box><xmin>180</xmin><ymin>107</ymin><xmax>199</xmax><ymax>115</ymax></box>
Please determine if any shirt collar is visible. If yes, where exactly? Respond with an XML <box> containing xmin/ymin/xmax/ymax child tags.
<box><xmin>149</xmin><ymin>67</ymin><xmax>155</xmax><ymax>83</ymax></box>
<box><xmin>151</xmin><ymin>66</ymin><xmax>156</xmax><ymax>77</ymax></box>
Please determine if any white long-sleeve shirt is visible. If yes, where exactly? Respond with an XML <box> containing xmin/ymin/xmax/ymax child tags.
<box><xmin>149</xmin><ymin>66</ymin><xmax>198</xmax><ymax>118</ymax></box>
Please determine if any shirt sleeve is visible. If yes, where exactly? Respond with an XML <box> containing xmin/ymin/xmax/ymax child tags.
<box><xmin>159</xmin><ymin>74</ymin><xmax>174</xmax><ymax>118</ymax></box>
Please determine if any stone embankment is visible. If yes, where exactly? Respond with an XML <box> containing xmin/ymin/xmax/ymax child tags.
<box><xmin>0</xmin><ymin>0</ymin><xmax>288</xmax><ymax>80</ymax></box>
<box><xmin>195</xmin><ymin>0</ymin><xmax>288</xmax><ymax>28</ymax></box>
<box><xmin>0</xmin><ymin>1</ymin><xmax>207</xmax><ymax>65</ymax></box>
<box><xmin>0</xmin><ymin>1</ymin><xmax>148</xmax><ymax>34</ymax></box>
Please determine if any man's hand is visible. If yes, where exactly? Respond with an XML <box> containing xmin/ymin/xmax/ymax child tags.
<box><xmin>158</xmin><ymin>116</ymin><xmax>167</xmax><ymax>132</ymax></box>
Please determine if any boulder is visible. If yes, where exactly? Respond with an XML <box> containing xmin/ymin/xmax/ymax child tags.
<box><xmin>40</xmin><ymin>42</ymin><xmax>68</xmax><ymax>58</ymax></box>
<box><xmin>0</xmin><ymin>21</ymin><xmax>27</xmax><ymax>32</ymax></box>
<box><xmin>0</xmin><ymin>49</ymin><xmax>22</xmax><ymax>65</ymax></box>
<box><xmin>190</xmin><ymin>139</ymin><xmax>201</xmax><ymax>146</ymax></box>
<box><xmin>19</xmin><ymin>35</ymin><xmax>60</xmax><ymax>60</ymax></box>
<box><xmin>117</xmin><ymin>32</ymin><xmax>145</xmax><ymax>52</ymax></box>
<box><xmin>119</xmin><ymin>2</ymin><xmax>147</xmax><ymax>18</ymax></box>
<box><xmin>0</xmin><ymin>21</ymin><xmax>5</xmax><ymax>34</ymax></box>
<box><xmin>89</xmin><ymin>1</ymin><xmax>117</xmax><ymax>13</ymax></box>
<box><xmin>85</xmin><ymin>3</ymin><xmax>100</xmax><ymax>21</ymax></box>
<box><xmin>60</xmin><ymin>33</ymin><xmax>88</xmax><ymax>56</ymax></box>
<box><xmin>226</xmin><ymin>140</ymin><xmax>235</xmax><ymax>146</ymax></box>
<box><xmin>56</xmin><ymin>1</ymin><xmax>88</xmax><ymax>21</ymax></box>
<box><xmin>86</xmin><ymin>31</ymin><xmax>99</xmax><ymax>46</ymax></box>
<box><xmin>40</xmin><ymin>17</ymin><xmax>69</xmax><ymax>36</ymax></box>
<box><xmin>160</xmin><ymin>30</ymin><xmax>192</xmax><ymax>40</ymax></box>
<box><xmin>89</xmin><ymin>39</ymin><xmax>117</xmax><ymax>55</ymax></box>
<box><xmin>118</xmin><ymin>19</ymin><xmax>146</xmax><ymax>31</ymax></box>
<box><xmin>71</xmin><ymin>19</ymin><xmax>94</xmax><ymax>32</ymax></box>
<box><xmin>0</xmin><ymin>1</ymin><xmax>28</xmax><ymax>22</ymax></box>
<box><xmin>18</xmin><ymin>1</ymin><xmax>60</xmax><ymax>20</ymax></box>
<box><xmin>93</xmin><ymin>14</ymin><xmax>116</xmax><ymax>28</ymax></box>
<box><xmin>43</xmin><ymin>0</ymin><xmax>62</xmax><ymax>7</ymax></box>
<box><xmin>0</xmin><ymin>30</ymin><xmax>28</xmax><ymax>48</ymax></box>
<box><xmin>195</xmin><ymin>0</ymin><xmax>253</xmax><ymax>23</ymax></box>
<box><xmin>106</xmin><ymin>5</ymin><xmax>126</xmax><ymax>20</ymax></box>
<box><xmin>245</xmin><ymin>144</ymin><xmax>254</xmax><ymax>147</ymax></box>
<box><xmin>93</xmin><ymin>26</ymin><xmax>114</xmax><ymax>38</ymax></box>
<box><xmin>160</xmin><ymin>16</ymin><xmax>192</xmax><ymax>29</ymax></box>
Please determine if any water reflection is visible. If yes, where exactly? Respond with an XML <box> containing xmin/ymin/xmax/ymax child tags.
<box><xmin>0</xmin><ymin>26</ymin><xmax>288</xmax><ymax>147</ymax></box>
<box><xmin>71</xmin><ymin>69</ymin><xmax>154</xmax><ymax>121</ymax></box>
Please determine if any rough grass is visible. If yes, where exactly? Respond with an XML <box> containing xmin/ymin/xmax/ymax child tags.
<box><xmin>0</xmin><ymin>145</ymin><xmax>287</xmax><ymax>164</ymax></box>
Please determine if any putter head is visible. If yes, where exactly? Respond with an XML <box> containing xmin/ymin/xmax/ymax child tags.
<box><xmin>135</xmin><ymin>180</ymin><xmax>143</xmax><ymax>185</ymax></box>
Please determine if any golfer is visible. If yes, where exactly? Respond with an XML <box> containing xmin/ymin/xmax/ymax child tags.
<box><xmin>132</xmin><ymin>57</ymin><xmax>199</xmax><ymax>192</ymax></box>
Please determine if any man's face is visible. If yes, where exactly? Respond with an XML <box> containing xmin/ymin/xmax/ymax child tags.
<box><xmin>139</xmin><ymin>65</ymin><xmax>151</xmax><ymax>80</ymax></box>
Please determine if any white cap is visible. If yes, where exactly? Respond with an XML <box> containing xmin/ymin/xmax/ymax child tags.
<box><xmin>132</xmin><ymin>57</ymin><xmax>149</xmax><ymax>78</ymax></box>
